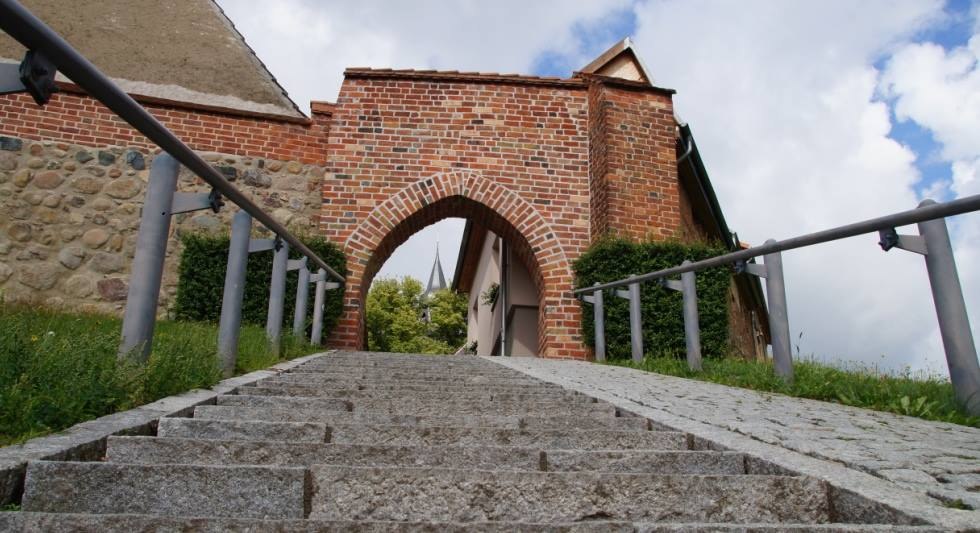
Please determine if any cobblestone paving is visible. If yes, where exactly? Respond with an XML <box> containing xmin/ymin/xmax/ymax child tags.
<box><xmin>490</xmin><ymin>358</ymin><xmax>980</xmax><ymax>511</ymax></box>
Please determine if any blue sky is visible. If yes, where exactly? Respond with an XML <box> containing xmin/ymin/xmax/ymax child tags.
<box><xmin>877</xmin><ymin>0</ymin><xmax>976</xmax><ymax>199</ymax></box>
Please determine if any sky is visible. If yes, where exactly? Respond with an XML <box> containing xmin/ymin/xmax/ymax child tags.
<box><xmin>218</xmin><ymin>0</ymin><xmax>979</xmax><ymax>375</ymax></box>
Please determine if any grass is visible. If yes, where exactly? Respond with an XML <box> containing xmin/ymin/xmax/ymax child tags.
<box><xmin>607</xmin><ymin>355</ymin><xmax>980</xmax><ymax>428</ymax></box>
<box><xmin>0</xmin><ymin>304</ymin><xmax>322</xmax><ymax>446</ymax></box>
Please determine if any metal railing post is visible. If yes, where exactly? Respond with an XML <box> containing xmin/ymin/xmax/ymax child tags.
<box><xmin>266</xmin><ymin>239</ymin><xmax>289</xmax><ymax>356</ymax></box>
<box><xmin>880</xmin><ymin>200</ymin><xmax>980</xmax><ymax>415</ymax></box>
<box><xmin>663</xmin><ymin>260</ymin><xmax>703</xmax><ymax>371</ymax></box>
<box><xmin>217</xmin><ymin>210</ymin><xmax>252</xmax><ymax>377</ymax></box>
<box><xmin>616</xmin><ymin>277</ymin><xmax>643</xmax><ymax>362</ymax></box>
<box><xmin>310</xmin><ymin>269</ymin><xmax>327</xmax><ymax>345</ymax></box>
<box><xmin>919</xmin><ymin>204</ymin><xmax>980</xmax><ymax>415</ymax></box>
<box><xmin>581</xmin><ymin>282</ymin><xmax>606</xmax><ymax>361</ymax></box>
<box><xmin>763</xmin><ymin>240</ymin><xmax>794</xmax><ymax>382</ymax></box>
<box><xmin>681</xmin><ymin>265</ymin><xmax>703</xmax><ymax>371</ymax></box>
<box><xmin>292</xmin><ymin>257</ymin><xmax>310</xmax><ymax>338</ymax></box>
<box><xmin>118</xmin><ymin>153</ymin><xmax>179</xmax><ymax>362</ymax></box>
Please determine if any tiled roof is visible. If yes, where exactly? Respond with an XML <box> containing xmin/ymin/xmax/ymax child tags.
<box><xmin>344</xmin><ymin>68</ymin><xmax>588</xmax><ymax>88</ymax></box>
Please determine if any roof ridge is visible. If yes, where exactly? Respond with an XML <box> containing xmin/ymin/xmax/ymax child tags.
<box><xmin>344</xmin><ymin>67</ymin><xmax>582</xmax><ymax>87</ymax></box>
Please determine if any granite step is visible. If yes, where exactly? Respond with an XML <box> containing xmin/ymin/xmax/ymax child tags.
<box><xmin>20</xmin><ymin>461</ymin><xmax>307</xmax><ymax>519</ymax></box>
<box><xmin>0</xmin><ymin>513</ymin><xmax>948</xmax><ymax>532</ymax></box>
<box><xmin>285</xmin><ymin>368</ymin><xmax>537</xmax><ymax>379</ymax></box>
<box><xmin>157</xmin><ymin>417</ymin><xmax>329</xmax><ymax>442</ymax></box>
<box><xmin>215</xmin><ymin>395</ymin><xmax>354</xmax><ymax>412</ymax></box>
<box><xmin>265</xmin><ymin>376</ymin><xmax>564</xmax><ymax>392</ymax></box>
<box><xmin>308</xmin><ymin>466</ymin><xmax>830</xmax><ymax>523</ymax></box>
<box><xmin>330</xmin><ymin>424</ymin><xmax>687</xmax><ymax>449</ymax></box>
<box><xmin>160</xmin><ymin>418</ymin><xmax>685</xmax><ymax>449</ymax></box>
<box><xmin>106</xmin><ymin>437</ymin><xmax>542</xmax><ymax>471</ymax></box>
<box><xmin>194</xmin><ymin>405</ymin><xmax>651</xmax><ymax>431</ymax></box>
<box><xmin>106</xmin><ymin>436</ymin><xmax>743</xmax><ymax>473</ymax></box>
<box><xmin>280</xmin><ymin>371</ymin><xmax>545</xmax><ymax>386</ymax></box>
<box><xmin>216</xmin><ymin>394</ymin><xmax>616</xmax><ymax>417</ymax></box>
<box><xmin>239</xmin><ymin>384</ymin><xmax>594</xmax><ymax>403</ymax></box>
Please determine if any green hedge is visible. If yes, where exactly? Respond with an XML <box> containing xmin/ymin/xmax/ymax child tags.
<box><xmin>573</xmin><ymin>237</ymin><xmax>731</xmax><ymax>359</ymax></box>
<box><xmin>172</xmin><ymin>233</ymin><xmax>347</xmax><ymax>341</ymax></box>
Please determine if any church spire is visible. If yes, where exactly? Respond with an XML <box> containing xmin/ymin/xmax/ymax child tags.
<box><xmin>424</xmin><ymin>243</ymin><xmax>447</xmax><ymax>298</ymax></box>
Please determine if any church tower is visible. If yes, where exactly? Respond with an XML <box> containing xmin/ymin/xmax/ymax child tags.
<box><xmin>423</xmin><ymin>244</ymin><xmax>447</xmax><ymax>298</ymax></box>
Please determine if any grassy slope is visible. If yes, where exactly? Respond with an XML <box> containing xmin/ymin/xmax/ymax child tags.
<box><xmin>608</xmin><ymin>356</ymin><xmax>979</xmax><ymax>428</ymax></box>
<box><xmin>0</xmin><ymin>305</ymin><xmax>320</xmax><ymax>446</ymax></box>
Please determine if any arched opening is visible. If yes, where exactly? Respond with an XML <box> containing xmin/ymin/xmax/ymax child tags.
<box><xmin>362</xmin><ymin>196</ymin><xmax>545</xmax><ymax>355</ymax></box>
<box><xmin>335</xmin><ymin>171</ymin><xmax>584</xmax><ymax>360</ymax></box>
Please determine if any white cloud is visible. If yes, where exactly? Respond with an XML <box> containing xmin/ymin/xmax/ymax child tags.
<box><xmin>631</xmin><ymin>0</ymin><xmax>973</xmax><ymax>373</ymax></box>
<box><xmin>217</xmin><ymin>0</ymin><xmax>629</xmax><ymax>111</ymax></box>
<box><xmin>880</xmin><ymin>37</ymin><xmax>980</xmax><ymax>161</ymax></box>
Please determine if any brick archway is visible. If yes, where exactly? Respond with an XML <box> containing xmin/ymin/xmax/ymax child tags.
<box><xmin>332</xmin><ymin>170</ymin><xmax>585</xmax><ymax>358</ymax></box>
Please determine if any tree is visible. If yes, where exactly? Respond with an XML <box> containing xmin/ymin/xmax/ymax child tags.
<box><xmin>365</xmin><ymin>276</ymin><xmax>468</xmax><ymax>354</ymax></box>
<box><xmin>426</xmin><ymin>288</ymin><xmax>468</xmax><ymax>349</ymax></box>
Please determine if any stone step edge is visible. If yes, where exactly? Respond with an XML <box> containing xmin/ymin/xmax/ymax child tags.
<box><xmin>192</xmin><ymin>405</ymin><xmax>653</xmax><ymax>430</ymax></box>
<box><xmin>0</xmin><ymin>513</ymin><xmax>948</xmax><ymax>532</ymax></box>
<box><xmin>156</xmin><ymin>418</ymin><xmax>691</xmax><ymax>448</ymax></box>
<box><xmin>219</xmin><ymin>394</ymin><xmax>613</xmax><ymax>413</ymax></box>
<box><xmin>105</xmin><ymin>436</ymin><xmax>747</xmax><ymax>471</ymax></box>
<box><xmin>0</xmin><ymin>352</ymin><xmax>329</xmax><ymax>506</ymax></box>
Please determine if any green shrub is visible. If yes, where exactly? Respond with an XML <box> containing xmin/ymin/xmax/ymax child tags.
<box><xmin>172</xmin><ymin>233</ymin><xmax>347</xmax><ymax>341</ymax></box>
<box><xmin>573</xmin><ymin>237</ymin><xmax>732</xmax><ymax>359</ymax></box>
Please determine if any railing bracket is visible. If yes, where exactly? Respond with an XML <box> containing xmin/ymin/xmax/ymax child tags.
<box><xmin>878</xmin><ymin>228</ymin><xmax>927</xmax><ymax>255</ymax></box>
<box><xmin>171</xmin><ymin>188</ymin><xmax>223</xmax><ymax>215</ymax></box>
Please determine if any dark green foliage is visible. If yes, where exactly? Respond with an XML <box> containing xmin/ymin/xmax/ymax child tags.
<box><xmin>573</xmin><ymin>237</ymin><xmax>732</xmax><ymax>359</ymax></box>
<box><xmin>610</xmin><ymin>356</ymin><xmax>980</xmax><ymax>428</ymax></box>
<box><xmin>172</xmin><ymin>233</ymin><xmax>347</xmax><ymax>341</ymax></box>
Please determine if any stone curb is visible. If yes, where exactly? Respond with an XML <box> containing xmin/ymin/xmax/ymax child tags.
<box><xmin>485</xmin><ymin>357</ymin><xmax>980</xmax><ymax>531</ymax></box>
<box><xmin>0</xmin><ymin>351</ymin><xmax>329</xmax><ymax>505</ymax></box>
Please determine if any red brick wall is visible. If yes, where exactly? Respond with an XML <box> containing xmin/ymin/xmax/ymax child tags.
<box><xmin>322</xmin><ymin>75</ymin><xmax>593</xmax><ymax>358</ymax></box>
<box><xmin>0</xmin><ymin>90</ymin><xmax>327</xmax><ymax>163</ymax></box>
<box><xmin>587</xmin><ymin>82</ymin><xmax>610</xmax><ymax>240</ymax></box>
<box><xmin>589</xmin><ymin>82</ymin><xmax>680</xmax><ymax>240</ymax></box>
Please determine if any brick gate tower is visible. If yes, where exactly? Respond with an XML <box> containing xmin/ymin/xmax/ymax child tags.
<box><xmin>317</xmin><ymin>39</ymin><xmax>763</xmax><ymax>359</ymax></box>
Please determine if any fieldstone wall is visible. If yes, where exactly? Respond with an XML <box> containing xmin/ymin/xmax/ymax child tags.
<box><xmin>0</xmin><ymin>135</ymin><xmax>324</xmax><ymax>316</ymax></box>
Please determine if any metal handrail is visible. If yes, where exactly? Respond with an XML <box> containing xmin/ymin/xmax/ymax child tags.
<box><xmin>575</xmin><ymin>196</ymin><xmax>980</xmax><ymax>415</ymax></box>
<box><xmin>572</xmin><ymin>195</ymin><xmax>980</xmax><ymax>295</ymax></box>
<box><xmin>0</xmin><ymin>0</ymin><xmax>344</xmax><ymax>283</ymax></box>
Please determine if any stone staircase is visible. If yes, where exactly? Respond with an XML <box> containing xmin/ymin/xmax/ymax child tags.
<box><xmin>1</xmin><ymin>352</ymin><xmax>944</xmax><ymax>531</ymax></box>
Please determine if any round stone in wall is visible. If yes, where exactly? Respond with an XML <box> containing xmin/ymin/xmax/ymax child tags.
<box><xmin>81</xmin><ymin>228</ymin><xmax>110</xmax><ymax>249</ymax></box>
<box><xmin>18</xmin><ymin>263</ymin><xmax>60</xmax><ymax>290</ymax></box>
<box><xmin>0</xmin><ymin>152</ymin><xmax>17</xmax><ymax>171</ymax></box>
<box><xmin>12</xmin><ymin>169</ymin><xmax>32</xmax><ymax>188</ymax></box>
<box><xmin>89</xmin><ymin>252</ymin><xmax>125</xmax><ymax>274</ymax></box>
<box><xmin>64</xmin><ymin>274</ymin><xmax>94</xmax><ymax>298</ymax></box>
<box><xmin>97</xmin><ymin>278</ymin><xmax>127</xmax><ymax>301</ymax></box>
<box><xmin>104</xmin><ymin>178</ymin><xmax>143</xmax><ymax>199</ymax></box>
<box><xmin>33</xmin><ymin>171</ymin><xmax>64</xmax><ymax>190</ymax></box>
<box><xmin>72</xmin><ymin>176</ymin><xmax>103</xmax><ymax>195</ymax></box>
<box><xmin>58</xmin><ymin>247</ymin><xmax>86</xmax><ymax>270</ymax></box>
<box><xmin>0</xmin><ymin>262</ymin><xmax>12</xmax><ymax>283</ymax></box>
<box><xmin>7</xmin><ymin>222</ymin><xmax>31</xmax><ymax>242</ymax></box>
